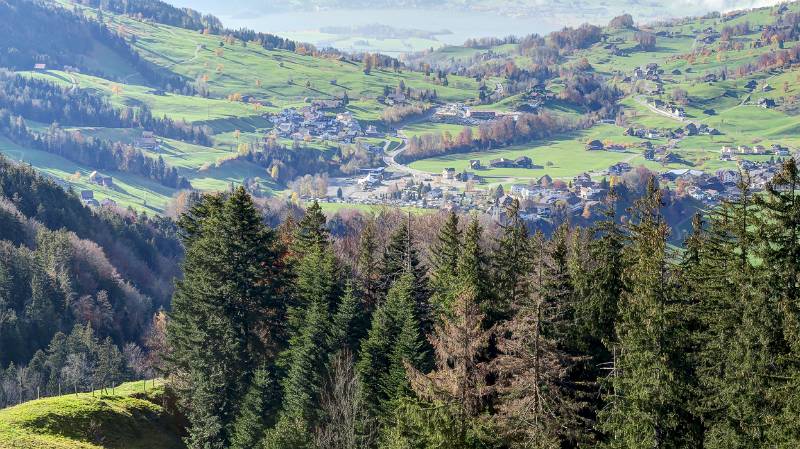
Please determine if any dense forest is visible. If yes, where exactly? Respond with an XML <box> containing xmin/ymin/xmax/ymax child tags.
<box><xmin>0</xmin><ymin>155</ymin><xmax>182</xmax><ymax>406</ymax></box>
<box><xmin>159</xmin><ymin>158</ymin><xmax>800</xmax><ymax>449</ymax></box>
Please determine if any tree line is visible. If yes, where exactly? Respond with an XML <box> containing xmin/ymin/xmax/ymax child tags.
<box><xmin>399</xmin><ymin>111</ymin><xmax>581</xmax><ymax>163</ymax></box>
<box><xmin>162</xmin><ymin>159</ymin><xmax>800</xmax><ymax>448</ymax></box>
<box><xmin>0</xmin><ymin>0</ymin><xmax>195</xmax><ymax>93</ymax></box>
<box><xmin>0</xmin><ymin>322</ymin><xmax>159</xmax><ymax>408</ymax></box>
<box><xmin>0</xmin><ymin>71</ymin><xmax>213</xmax><ymax>146</ymax></box>
<box><xmin>0</xmin><ymin>110</ymin><xmax>192</xmax><ymax>189</ymax></box>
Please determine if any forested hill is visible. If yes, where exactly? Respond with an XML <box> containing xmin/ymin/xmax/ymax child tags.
<box><xmin>0</xmin><ymin>154</ymin><xmax>182</xmax><ymax>406</ymax></box>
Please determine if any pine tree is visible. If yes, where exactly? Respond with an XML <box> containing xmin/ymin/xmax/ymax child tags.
<box><xmin>357</xmin><ymin>219</ymin><xmax>380</xmax><ymax>313</ymax></box>
<box><xmin>379</xmin><ymin>217</ymin><xmax>431</xmax><ymax>333</ymax></box>
<box><xmin>280</xmin><ymin>297</ymin><xmax>331</xmax><ymax>428</ymax></box>
<box><xmin>687</xmin><ymin>175</ymin><xmax>779</xmax><ymax>449</ymax></box>
<box><xmin>329</xmin><ymin>282</ymin><xmax>365</xmax><ymax>354</ymax></box>
<box><xmin>491</xmin><ymin>199</ymin><xmax>531</xmax><ymax>325</ymax></box>
<box><xmin>599</xmin><ymin>178</ymin><xmax>693</xmax><ymax>449</ymax></box>
<box><xmin>357</xmin><ymin>272</ymin><xmax>428</xmax><ymax>421</ymax></box>
<box><xmin>457</xmin><ymin>217</ymin><xmax>493</xmax><ymax>319</ymax></box>
<box><xmin>167</xmin><ymin>187</ymin><xmax>286</xmax><ymax>448</ymax></box>
<box><xmin>429</xmin><ymin>212</ymin><xmax>462</xmax><ymax>315</ymax></box>
<box><xmin>294</xmin><ymin>200</ymin><xmax>328</xmax><ymax>252</ymax></box>
<box><xmin>494</xmin><ymin>232</ymin><xmax>578</xmax><ymax>449</ymax></box>
<box><xmin>407</xmin><ymin>286</ymin><xmax>493</xmax><ymax>448</ymax></box>
<box><xmin>230</xmin><ymin>367</ymin><xmax>272</xmax><ymax>449</ymax></box>
<box><xmin>749</xmin><ymin>160</ymin><xmax>800</xmax><ymax>447</ymax></box>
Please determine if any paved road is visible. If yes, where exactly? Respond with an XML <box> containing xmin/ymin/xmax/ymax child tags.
<box><xmin>381</xmin><ymin>110</ymin><xmax>439</xmax><ymax>178</ymax></box>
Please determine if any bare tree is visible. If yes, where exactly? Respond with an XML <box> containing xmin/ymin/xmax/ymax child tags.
<box><xmin>407</xmin><ymin>286</ymin><xmax>493</xmax><ymax>443</ymax></box>
<box><xmin>492</xmin><ymin>237</ymin><xmax>578</xmax><ymax>449</ymax></box>
<box><xmin>314</xmin><ymin>350</ymin><xmax>376</xmax><ymax>449</ymax></box>
<box><xmin>62</xmin><ymin>353</ymin><xmax>89</xmax><ymax>395</ymax></box>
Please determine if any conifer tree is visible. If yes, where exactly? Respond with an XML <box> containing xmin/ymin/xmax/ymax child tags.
<box><xmin>379</xmin><ymin>217</ymin><xmax>431</xmax><ymax>333</ymax></box>
<box><xmin>599</xmin><ymin>178</ymin><xmax>693</xmax><ymax>448</ymax></box>
<box><xmin>494</xmin><ymin>231</ymin><xmax>578</xmax><ymax>449</ymax></box>
<box><xmin>357</xmin><ymin>272</ymin><xmax>429</xmax><ymax>420</ymax></box>
<box><xmin>294</xmin><ymin>200</ymin><xmax>329</xmax><ymax>252</ymax></box>
<box><xmin>749</xmin><ymin>160</ymin><xmax>800</xmax><ymax>447</ymax></box>
<box><xmin>167</xmin><ymin>187</ymin><xmax>285</xmax><ymax>448</ymax></box>
<box><xmin>491</xmin><ymin>199</ymin><xmax>531</xmax><ymax>325</ymax></box>
<box><xmin>689</xmin><ymin>175</ymin><xmax>778</xmax><ymax>448</ymax></box>
<box><xmin>357</xmin><ymin>218</ymin><xmax>380</xmax><ymax>313</ymax></box>
<box><xmin>230</xmin><ymin>367</ymin><xmax>272</xmax><ymax>449</ymax></box>
<box><xmin>329</xmin><ymin>282</ymin><xmax>365</xmax><ymax>354</ymax></box>
<box><xmin>457</xmin><ymin>217</ymin><xmax>493</xmax><ymax>319</ymax></box>
<box><xmin>429</xmin><ymin>212</ymin><xmax>462</xmax><ymax>314</ymax></box>
<box><xmin>407</xmin><ymin>286</ymin><xmax>493</xmax><ymax>447</ymax></box>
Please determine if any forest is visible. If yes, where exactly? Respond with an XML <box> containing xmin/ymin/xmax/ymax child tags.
<box><xmin>160</xmin><ymin>158</ymin><xmax>800</xmax><ymax>449</ymax></box>
<box><xmin>0</xmin><ymin>155</ymin><xmax>182</xmax><ymax>407</ymax></box>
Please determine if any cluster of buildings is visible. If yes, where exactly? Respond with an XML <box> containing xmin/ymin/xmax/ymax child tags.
<box><xmin>720</xmin><ymin>143</ymin><xmax>790</xmax><ymax>160</ymax></box>
<box><xmin>657</xmin><ymin>160</ymin><xmax>781</xmax><ymax>205</ymax></box>
<box><xmin>648</xmin><ymin>99</ymin><xmax>686</xmax><ymax>118</ymax></box>
<box><xmin>624</xmin><ymin>122</ymin><xmax>720</xmax><ymax>140</ymax></box>
<box><xmin>268</xmin><ymin>106</ymin><xmax>376</xmax><ymax>143</ymax></box>
<box><xmin>78</xmin><ymin>190</ymin><xmax>116</xmax><ymax>208</ymax></box>
<box><xmin>433</xmin><ymin>103</ymin><xmax>511</xmax><ymax>125</ymax></box>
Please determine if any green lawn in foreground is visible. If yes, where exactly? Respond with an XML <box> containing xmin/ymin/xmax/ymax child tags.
<box><xmin>0</xmin><ymin>380</ymin><xmax>183</xmax><ymax>449</ymax></box>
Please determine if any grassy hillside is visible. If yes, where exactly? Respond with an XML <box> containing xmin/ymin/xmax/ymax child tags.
<box><xmin>0</xmin><ymin>381</ymin><xmax>184</xmax><ymax>449</ymax></box>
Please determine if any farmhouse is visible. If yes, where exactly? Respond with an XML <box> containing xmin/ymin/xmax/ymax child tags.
<box><xmin>586</xmin><ymin>140</ymin><xmax>604</xmax><ymax>151</ymax></box>
<box><xmin>136</xmin><ymin>131</ymin><xmax>158</xmax><ymax>150</ymax></box>
<box><xmin>489</xmin><ymin>158</ymin><xmax>515</xmax><ymax>168</ymax></box>
<box><xmin>758</xmin><ymin>98</ymin><xmax>776</xmax><ymax>109</ymax></box>
<box><xmin>514</xmin><ymin>156</ymin><xmax>533</xmax><ymax>169</ymax></box>
<box><xmin>466</xmin><ymin>110</ymin><xmax>497</xmax><ymax>120</ymax></box>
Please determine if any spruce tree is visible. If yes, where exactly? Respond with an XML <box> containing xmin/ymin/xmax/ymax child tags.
<box><xmin>457</xmin><ymin>217</ymin><xmax>493</xmax><ymax>319</ymax></box>
<box><xmin>494</xmin><ymin>231</ymin><xmax>577</xmax><ymax>449</ymax></box>
<box><xmin>750</xmin><ymin>161</ymin><xmax>800</xmax><ymax>447</ymax></box>
<box><xmin>491</xmin><ymin>199</ymin><xmax>531</xmax><ymax>325</ymax></box>
<box><xmin>357</xmin><ymin>218</ymin><xmax>380</xmax><ymax>313</ymax></box>
<box><xmin>379</xmin><ymin>217</ymin><xmax>431</xmax><ymax>333</ymax></box>
<box><xmin>429</xmin><ymin>212</ymin><xmax>462</xmax><ymax>315</ymax></box>
<box><xmin>690</xmin><ymin>175</ymin><xmax>778</xmax><ymax>448</ymax></box>
<box><xmin>167</xmin><ymin>187</ymin><xmax>285</xmax><ymax>448</ymax></box>
<box><xmin>407</xmin><ymin>286</ymin><xmax>493</xmax><ymax>447</ymax></box>
<box><xmin>357</xmin><ymin>272</ymin><xmax>429</xmax><ymax>421</ymax></box>
<box><xmin>599</xmin><ymin>179</ymin><xmax>693</xmax><ymax>449</ymax></box>
<box><xmin>294</xmin><ymin>200</ymin><xmax>329</xmax><ymax>252</ymax></box>
<box><xmin>230</xmin><ymin>367</ymin><xmax>272</xmax><ymax>449</ymax></box>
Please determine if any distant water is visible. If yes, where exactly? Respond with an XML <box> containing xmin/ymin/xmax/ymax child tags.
<box><xmin>216</xmin><ymin>8</ymin><xmax>567</xmax><ymax>48</ymax></box>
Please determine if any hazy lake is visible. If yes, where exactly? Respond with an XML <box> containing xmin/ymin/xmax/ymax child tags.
<box><xmin>222</xmin><ymin>9</ymin><xmax>564</xmax><ymax>44</ymax></box>
<box><xmin>192</xmin><ymin>7</ymin><xmax>572</xmax><ymax>54</ymax></box>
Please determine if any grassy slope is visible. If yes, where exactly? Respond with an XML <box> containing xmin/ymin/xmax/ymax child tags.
<box><xmin>10</xmin><ymin>1</ymin><xmax>800</xmax><ymax>211</ymax></box>
<box><xmin>4</xmin><ymin>0</ymin><xmax>488</xmax><ymax>212</ymax></box>
<box><xmin>407</xmin><ymin>2</ymin><xmax>800</xmax><ymax>184</ymax></box>
<box><xmin>0</xmin><ymin>381</ymin><xmax>184</xmax><ymax>449</ymax></box>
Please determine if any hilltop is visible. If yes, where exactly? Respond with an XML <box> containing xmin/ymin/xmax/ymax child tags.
<box><xmin>0</xmin><ymin>381</ymin><xmax>184</xmax><ymax>449</ymax></box>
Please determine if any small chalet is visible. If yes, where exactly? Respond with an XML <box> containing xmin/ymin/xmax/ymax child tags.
<box><xmin>514</xmin><ymin>156</ymin><xmax>533</xmax><ymax>169</ymax></box>
<box><xmin>586</xmin><ymin>140</ymin><xmax>604</xmax><ymax>151</ymax></box>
